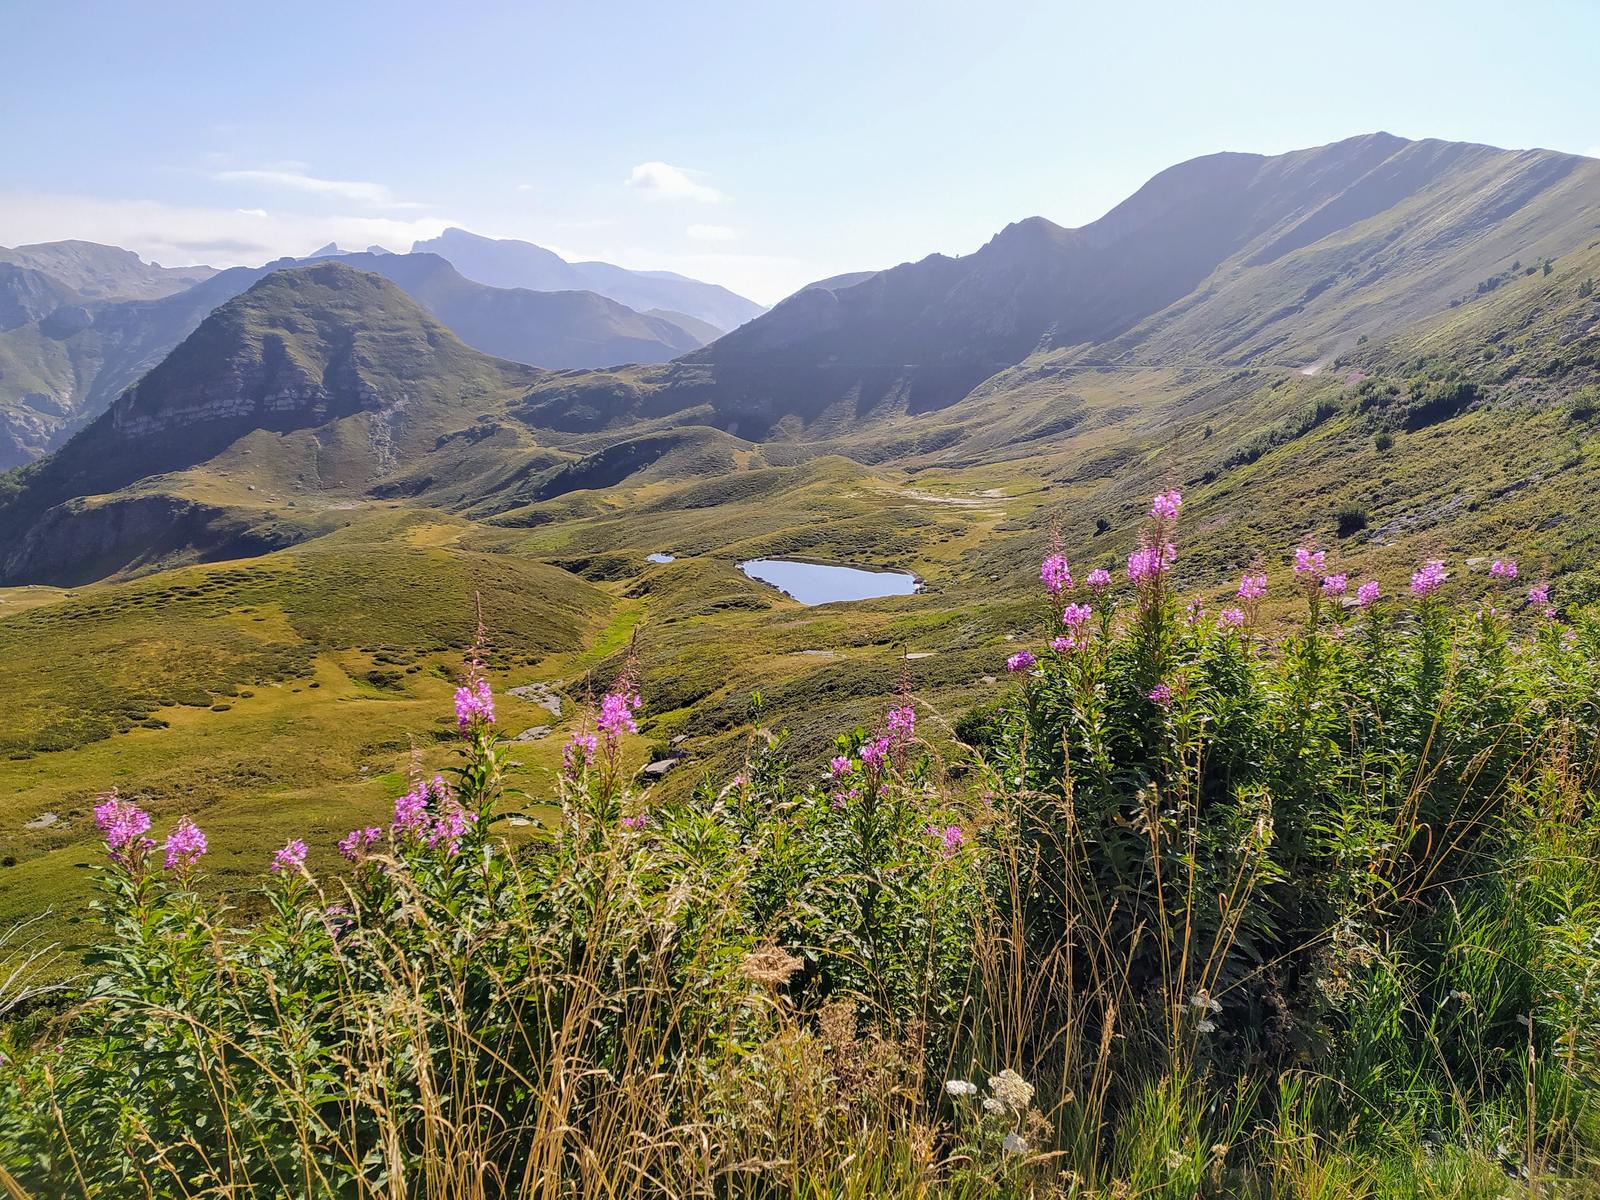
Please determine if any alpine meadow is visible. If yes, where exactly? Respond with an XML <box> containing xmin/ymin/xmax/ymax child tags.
<box><xmin>5</xmin><ymin>4</ymin><xmax>1600</xmax><ymax>1196</ymax></box>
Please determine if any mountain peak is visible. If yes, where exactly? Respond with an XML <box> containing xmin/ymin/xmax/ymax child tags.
<box><xmin>69</xmin><ymin>261</ymin><xmax>527</xmax><ymax>484</ymax></box>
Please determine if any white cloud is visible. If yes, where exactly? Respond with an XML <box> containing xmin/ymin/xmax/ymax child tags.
<box><xmin>687</xmin><ymin>223</ymin><xmax>742</xmax><ymax>242</ymax></box>
<box><xmin>626</xmin><ymin>161</ymin><xmax>722</xmax><ymax>204</ymax></box>
<box><xmin>0</xmin><ymin>190</ymin><xmax>456</xmax><ymax>268</ymax></box>
<box><xmin>213</xmin><ymin>167</ymin><xmax>424</xmax><ymax>209</ymax></box>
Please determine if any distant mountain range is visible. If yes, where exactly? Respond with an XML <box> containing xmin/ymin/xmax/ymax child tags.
<box><xmin>411</xmin><ymin>228</ymin><xmax>767</xmax><ymax>332</ymax></box>
<box><xmin>0</xmin><ymin>236</ymin><xmax>764</xmax><ymax>469</ymax></box>
<box><xmin>3</xmin><ymin>132</ymin><xmax>1598</xmax><ymax>587</ymax></box>
<box><xmin>0</xmin><ymin>240</ymin><xmax>216</xmax><ymax>301</ymax></box>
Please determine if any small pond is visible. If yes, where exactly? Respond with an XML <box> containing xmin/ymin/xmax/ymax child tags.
<box><xmin>738</xmin><ymin>558</ymin><xmax>918</xmax><ymax>606</ymax></box>
<box><xmin>645</xmin><ymin>553</ymin><xmax>676</xmax><ymax>563</ymax></box>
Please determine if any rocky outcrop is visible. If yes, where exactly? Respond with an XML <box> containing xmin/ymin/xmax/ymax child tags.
<box><xmin>0</xmin><ymin>492</ymin><xmax>310</xmax><ymax>586</ymax></box>
<box><xmin>109</xmin><ymin>331</ymin><xmax>380</xmax><ymax>440</ymax></box>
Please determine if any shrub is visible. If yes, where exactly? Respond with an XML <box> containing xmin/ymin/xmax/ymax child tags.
<box><xmin>1334</xmin><ymin>505</ymin><xmax>1369</xmax><ymax>536</ymax></box>
<box><xmin>1567</xmin><ymin>384</ymin><xmax>1600</xmax><ymax>423</ymax></box>
<box><xmin>1400</xmin><ymin>377</ymin><xmax>1480</xmax><ymax>430</ymax></box>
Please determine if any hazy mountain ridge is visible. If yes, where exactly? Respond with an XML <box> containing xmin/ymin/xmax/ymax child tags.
<box><xmin>332</xmin><ymin>252</ymin><xmax>707</xmax><ymax>367</ymax></box>
<box><xmin>412</xmin><ymin>228</ymin><xmax>766</xmax><ymax>331</ymax></box>
<box><xmin>0</xmin><ymin>240</ymin><xmax>216</xmax><ymax>301</ymax></box>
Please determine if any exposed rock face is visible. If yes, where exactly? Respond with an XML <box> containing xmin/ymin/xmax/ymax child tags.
<box><xmin>109</xmin><ymin>345</ymin><xmax>377</xmax><ymax>439</ymax></box>
<box><xmin>0</xmin><ymin>493</ymin><xmax>308</xmax><ymax>586</ymax></box>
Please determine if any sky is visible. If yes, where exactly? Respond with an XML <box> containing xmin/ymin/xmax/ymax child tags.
<box><xmin>4</xmin><ymin>0</ymin><xmax>1598</xmax><ymax>305</ymax></box>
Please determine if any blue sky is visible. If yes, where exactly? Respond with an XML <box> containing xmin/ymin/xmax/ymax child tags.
<box><xmin>5</xmin><ymin>0</ymin><xmax>1597</xmax><ymax>303</ymax></box>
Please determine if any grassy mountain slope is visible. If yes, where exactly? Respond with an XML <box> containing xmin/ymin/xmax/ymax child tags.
<box><xmin>514</xmin><ymin>134</ymin><xmax>1600</xmax><ymax>436</ymax></box>
<box><xmin>0</xmin><ymin>508</ymin><xmax>612</xmax><ymax>957</ymax></box>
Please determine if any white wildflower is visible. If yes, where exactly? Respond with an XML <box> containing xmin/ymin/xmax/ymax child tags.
<box><xmin>1003</xmin><ymin>1131</ymin><xmax>1027</xmax><ymax>1155</ymax></box>
<box><xmin>986</xmin><ymin>1068</ymin><xmax>1035</xmax><ymax>1114</ymax></box>
<box><xmin>1189</xmin><ymin>988</ymin><xmax>1222</xmax><ymax>1014</ymax></box>
<box><xmin>945</xmin><ymin>1079</ymin><xmax>979</xmax><ymax>1097</ymax></box>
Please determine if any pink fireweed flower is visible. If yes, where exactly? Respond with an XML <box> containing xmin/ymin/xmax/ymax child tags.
<box><xmin>393</xmin><ymin>776</ymin><xmax>449</xmax><ymax>837</ymax></box>
<box><xmin>597</xmin><ymin>689</ymin><xmax>641</xmax><ymax>741</ymax></box>
<box><xmin>1149</xmin><ymin>489</ymin><xmax>1182</xmax><ymax>520</ymax></box>
<box><xmin>1086</xmin><ymin>568</ymin><xmax>1113</xmax><ymax>591</ymax></box>
<box><xmin>1294</xmin><ymin>547</ymin><xmax>1326</xmax><ymax>577</ymax></box>
<box><xmin>162</xmin><ymin>817</ymin><xmax>207</xmax><ymax>873</ymax></box>
<box><xmin>926</xmin><ymin>823</ymin><xmax>965</xmax><ymax>858</ymax></box>
<box><xmin>1006</xmin><ymin>650</ymin><xmax>1037</xmax><ymax>673</ymax></box>
<box><xmin>338</xmin><ymin>826</ymin><xmax>383</xmax><ymax>862</ymax></box>
<box><xmin>1126</xmin><ymin>541</ymin><xmax>1176</xmax><ymax>583</ymax></box>
<box><xmin>1040</xmin><ymin>554</ymin><xmax>1072</xmax><ymax>596</ymax></box>
<box><xmin>1219</xmin><ymin>607</ymin><xmax>1246</xmax><ymax>628</ymax></box>
<box><xmin>271</xmin><ymin>839</ymin><xmax>308</xmax><ymax>874</ymax></box>
<box><xmin>619</xmin><ymin>813</ymin><xmax>648</xmax><ymax>831</ymax></box>
<box><xmin>1148</xmin><ymin>683</ymin><xmax>1174</xmax><ymax>708</ymax></box>
<box><xmin>562</xmin><ymin>731</ymin><xmax>598</xmax><ymax>779</ymax></box>
<box><xmin>93</xmin><ymin>791</ymin><xmax>152</xmax><ymax>855</ymax></box>
<box><xmin>1060</xmin><ymin>602</ymin><xmax>1093</xmax><ymax>633</ymax></box>
<box><xmin>1186</xmin><ymin>599</ymin><xmax>1206</xmax><ymax>626</ymax></box>
<box><xmin>1321</xmin><ymin>573</ymin><xmax>1348</xmax><ymax>598</ymax></box>
<box><xmin>1050</xmin><ymin>635</ymin><xmax>1076</xmax><ymax>653</ymax></box>
<box><xmin>1356</xmin><ymin>580</ymin><xmax>1381</xmax><ymax>607</ymax></box>
<box><xmin>829</xmin><ymin>754</ymin><xmax>851</xmax><ymax>778</ymax></box>
<box><xmin>454</xmin><ymin>676</ymin><xmax>494</xmax><ymax>734</ymax></box>
<box><xmin>1410</xmin><ymin>560</ymin><xmax>1447</xmax><ymax>596</ymax></box>
<box><xmin>1528</xmin><ymin>582</ymin><xmax>1551</xmax><ymax>606</ymax></box>
<box><xmin>859</xmin><ymin>736</ymin><xmax>892</xmax><ymax>768</ymax></box>
<box><xmin>1490</xmin><ymin>558</ymin><xmax>1518</xmax><ymax>579</ymax></box>
<box><xmin>886</xmin><ymin>704</ymin><xmax>917</xmax><ymax>744</ymax></box>
<box><xmin>1237</xmin><ymin>573</ymin><xmax>1267</xmax><ymax>601</ymax></box>
<box><xmin>426</xmin><ymin>802</ymin><xmax>476</xmax><ymax>856</ymax></box>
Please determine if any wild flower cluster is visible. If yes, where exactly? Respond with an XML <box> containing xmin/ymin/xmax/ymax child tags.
<box><xmin>2</xmin><ymin>494</ymin><xmax>1600</xmax><ymax>1197</ymax></box>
